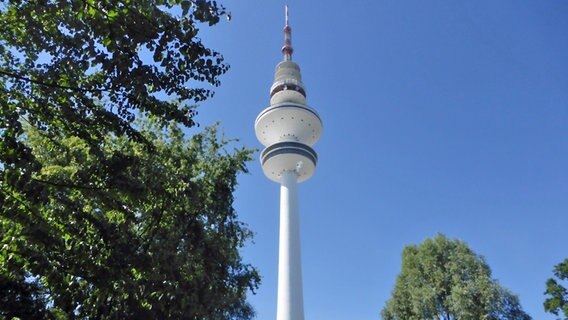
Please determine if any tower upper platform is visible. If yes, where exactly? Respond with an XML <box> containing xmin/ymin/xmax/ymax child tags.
<box><xmin>255</xmin><ymin>6</ymin><xmax>322</xmax><ymax>183</ymax></box>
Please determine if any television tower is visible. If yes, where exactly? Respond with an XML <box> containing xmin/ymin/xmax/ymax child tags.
<box><xmin>255</xmin><ymin>6</ymin><xmax>322</xmax><ymax>320</ymax></box>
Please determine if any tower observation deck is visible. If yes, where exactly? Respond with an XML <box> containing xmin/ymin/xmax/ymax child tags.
<box><xmin>254</xmin><ymin>6</ymin><xmax>322</xmax><ymax>320</ymax></box>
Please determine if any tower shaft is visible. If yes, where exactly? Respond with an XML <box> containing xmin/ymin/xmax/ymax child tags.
<box><xmin>277</xmin><ymin>170</ymin><xmax>304</xmax><ymax>320</ymax></box>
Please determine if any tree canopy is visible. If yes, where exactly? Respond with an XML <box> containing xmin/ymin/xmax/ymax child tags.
<box><xmin>1</xmin><ymin>1</ymin><xmax>260</xmax><ymax>318</ymax></box>
<box><xmin>1</xmin><ymin>118</ymin><xmax>260</xmax><ymax>319</ymax></box>
<box><xmin>544</xmin><ymin>258</ymin><xmax>568</xmax><ymax>319</ymax></box>
<box><xmin>1</xmin><ymin>0</ymin><xmax>230</xmax><ymax>188</ymax></box>
<box><xmin>381</xmin><ymin>234</ymin><xmax>531</xmax><ymax>320</ymax></box>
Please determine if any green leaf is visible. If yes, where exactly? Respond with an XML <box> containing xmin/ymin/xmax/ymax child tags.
<box><xmin>181</xmin><ymin>0</ymin><xmax>191</xmax><ymax>16</ymax></box>
<box><xmin>108</xmin><ymin>9</ymin><xmax>118</xmax><ymax>21</ymax></box>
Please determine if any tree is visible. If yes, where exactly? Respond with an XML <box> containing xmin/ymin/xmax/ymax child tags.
<box><xmin>0</xmin><ymin>0</ymin><xmax>230</xmax><ymax>209</ymax></box>
<box><xmin>1</xmin><ymin>118</ymin><xmax>260</xmax><ymax>318</ymax></box>
<box><xmin>1</xmin><ymin>0</ymin><xmax>230</xmax><ymax>188</ymax></box>
<box><xmin>381</xmin><ymin>234</ymin><xmax>531</xmax><ymax>320</ymax></box>
<box><xmin>1</xmin><ymin>1</ymin><xmax>260</xmax><ymax>318</ymax></box>
<box><xmin>544</xmin><ymin>259</ymin><xmax>568</xmax><ymax>319</ymax></box>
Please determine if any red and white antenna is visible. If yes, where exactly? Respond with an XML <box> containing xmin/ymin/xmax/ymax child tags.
<box><xmin>282</xmin><ymin>4</ymin><xmax>294</xmax><ymax>61</ymax></box>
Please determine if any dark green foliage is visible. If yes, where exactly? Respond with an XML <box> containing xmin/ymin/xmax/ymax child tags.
<box><xmin>1</xmin><ymin>1</ymin><xmax>260</xmax><ymax>318</ymax></box>
<box><xmin>0</xmin><ymin>0</ymin><xmax>230</xmax><ymax>196</ymax></box>
<box><xmin>1</xmin><ymin>119</ymin><xmax>260</xmax><ymax>318</ymax></box>
<box><xmin>0</xmin><ymin>271</ymin><xmax>50</xmax><ymax>319</ymax></box>
<box><xmin>381</xmin><ymin>234</ymin><xmax>531</xmax><ymax>320</ymax></box>
<box><xmin>544</xmin><ymin>259</ymin><xmax>568</xmax><ymax>319</ymax></box>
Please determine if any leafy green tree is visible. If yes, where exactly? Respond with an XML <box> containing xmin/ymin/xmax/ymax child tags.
<box><xmin>544</xmin><ymin>259</ymin><xmax>568</xmax><ymax>319</ymax></box>
<box><xmin>1</xmin><ymin>119</ymin><xmax>260</xmax><ymax>318</ymax></box>
<box><xmin>0</xmin><ymin>0</ymin><xmax>230</xmax><ymax>188</ymax></box>
<box><xmin>1</xmin><ymin>0</ymin><xmax>230</xmax><ymax>158</ymax></box>
<box><xmin>1</xmin><ymin>1</ymin><xmax>260</xmax><ymax>318</ymax></box>
<box><xmin>381</xmin><ymin>234</ymin><xmax>531</xmax><ymax>320</ymax></box>
<box><xmin>0</xmin><ymin>0</ymin><xmax>229</xmax><ymax>210</ymax></box>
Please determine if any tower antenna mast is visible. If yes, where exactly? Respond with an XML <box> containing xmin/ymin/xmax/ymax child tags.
<box><xmin>282</xmin><ymin>4</ymin><xmax>294</xmax><ymax>61</ymax></box>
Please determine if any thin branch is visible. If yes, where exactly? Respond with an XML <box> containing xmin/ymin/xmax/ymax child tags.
<box><xmin>31</xmin><ymin>177</ymin><xmax>104</xmax><ymax>191</ymax></box>
<box><xmin>0</xmin><ymin>69</ymin><xmax>109</xmax><ymax>93</ymax></box>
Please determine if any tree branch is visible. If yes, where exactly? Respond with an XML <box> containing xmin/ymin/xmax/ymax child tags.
<box><xmin>0</xmin><ymin>69</ymin><xmax>109</xmax><ymax>93</ymax></box>
<box><xmin>31</xmin><ymin>177</ymin><xmax>103</xmax><ymax>191</ymax></box>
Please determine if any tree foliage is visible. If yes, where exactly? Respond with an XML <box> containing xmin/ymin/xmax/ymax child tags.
<box><xmin>381</xmin><ymin>234</ymin><xmax>531</xmax><ymax>320</ymax></box>
<box><xmin>1</xmin><ymin>0</ymin><xmax>230</xmax><ymax>198</ymax></box>
<box><xmin>544</xmin><ymin>258</ymin><xmax>568</xmax><ymax>319</ymax></box>
<box><xmin>1</xmin><ymin>119</ymin><xmax>260</xmax><ymax>318</ymax></box>
<box><xmin>1</xmin><ymin>1</ymin><xmax>260</xmax><ymax>318</ymax></box>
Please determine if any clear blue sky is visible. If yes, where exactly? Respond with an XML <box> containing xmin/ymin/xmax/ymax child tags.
<box><xmin>192</xmin><ymin>1</ymin><xmax>567</xmax><ymax>319</ymax></box>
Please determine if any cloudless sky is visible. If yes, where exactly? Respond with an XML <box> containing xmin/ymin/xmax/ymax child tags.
<box><xmin>191</xmin><ymin>1</ymin><xmax>567</xmax><ymax>319</ymax></box>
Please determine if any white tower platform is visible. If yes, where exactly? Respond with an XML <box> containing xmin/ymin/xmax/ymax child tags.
<box><xmin>255</xmin><ymin>6</ymin><xmax>322</xmax><ymax>320</ymax></box>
